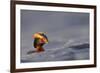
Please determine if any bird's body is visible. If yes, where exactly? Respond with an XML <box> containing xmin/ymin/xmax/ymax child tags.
<box><xmin>32</xmin><ymin>32</ymin><xmax>48</xmax><ymax>52</ymax></box>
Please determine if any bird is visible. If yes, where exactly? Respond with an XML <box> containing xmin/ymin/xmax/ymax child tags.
<box><xmin>32</xmin><ymin>32</ymin><xmax>48</xmax><ymax>52</ymax></box>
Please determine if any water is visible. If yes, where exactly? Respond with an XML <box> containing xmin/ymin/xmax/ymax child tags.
<box><xmin>21</xmin><ymin>40</ymin><xmax>89</xmax><ymax>63</ymax></box>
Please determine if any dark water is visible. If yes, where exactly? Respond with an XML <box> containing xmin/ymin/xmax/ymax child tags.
<box><xmin>21</xmin><ymin>40</ymin><xmax>89</xmax><ymax>63</ymax></box>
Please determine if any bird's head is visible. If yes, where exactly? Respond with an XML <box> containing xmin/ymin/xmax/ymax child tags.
<box><xmin>32</xmin><ymin>32</ymin><xmax>48</xmax><ymax>43</ymax></box>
